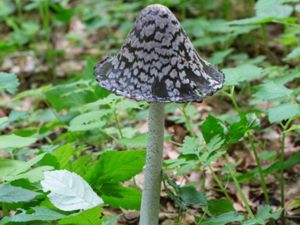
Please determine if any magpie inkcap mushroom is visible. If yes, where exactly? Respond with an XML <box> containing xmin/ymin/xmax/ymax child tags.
<box><xmin>94</xmin><ymin>4</ymin><xmax>224</xmax><ymax>102</ymax></box>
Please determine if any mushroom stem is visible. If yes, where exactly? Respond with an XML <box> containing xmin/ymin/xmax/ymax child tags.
<box><xmin>140</xmin><ymin>102</ymin><xmax>165</xmax><ymax>225</ymax></box>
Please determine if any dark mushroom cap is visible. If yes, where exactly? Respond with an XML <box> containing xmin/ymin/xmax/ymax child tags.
<box><xmin>94</xmin><ymin>4</ymin><xmax>224</xmax><ymax>103</ymax></box>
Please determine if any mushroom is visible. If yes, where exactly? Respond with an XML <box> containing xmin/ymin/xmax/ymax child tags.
<box><xmin>94</xmin><ymin>4</ymin><xmax>224</xmax><ymax>225</ymax></box>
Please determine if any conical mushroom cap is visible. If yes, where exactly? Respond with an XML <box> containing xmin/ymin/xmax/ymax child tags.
<box><xmin>94</xmin><ymin>4</ymin><xmax>224</xmax><ymax>103</ymax></box>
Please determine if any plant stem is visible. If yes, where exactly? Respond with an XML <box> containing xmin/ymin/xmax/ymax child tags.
<box><xmin>224</xmin><ymin>156</ymin><xmax>255</xmax><ymax>219</ymax></box>
<box><xmin>260</xmin><ymin>24</ymin><xmax>273</xmax><ymax>62</ymax></box>
<box><xmin>140</xmin><ymin>102</ymin><xmax>165</xmax><ymax>225</ymax></box>
<box><xmin>248</xmin><ymin>135</ymin><xmax>270</xmax><ymax>205</ymax></box>
<box><xmin>113</xmin><ymin>109</ymin><xmax>123</xmax><ymax>138</ymax></box>
<box><xmin>182</xmin><ymin>104</ymin><xmax>195</xmax><ymax>137</ymax></box>
<box><xmin>208</xmin><ymin>165</ymin><xmax>231</xmax><ymax>201</ymax></box>
<box><xmin>280</xmin><ymin>130</ymin><xmax>286</xmax><ymax>225</ymax></box>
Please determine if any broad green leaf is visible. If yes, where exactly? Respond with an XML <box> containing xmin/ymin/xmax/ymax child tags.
<box><xmin>69</xmin><ymin>110</ymin><xmax>109</xmax><ymax>132</ymax></box>
<box><xmin>119</xmin><ymin>133</ymin><xmax>147</xmax><ymax>148</ymax></box>
<box><xmin>243</xmin><ymin>205</ymin><xmax>282</xmax><ymax>225</ymax></box>
<box><xmin>7</xmin><ymin>166</ymin><xmax>53</xmax><ymax>183</ymax></box>
<box><xmin>0</xmin><ymin>117</ymin><xmax>9</xmax><ymax>129</ymax></box>
<box><xmin>0</xmin><ymin>72</ymin><xmax>19</xmax><ymax>94</ymax></box>
<box><xmin>0</xmin><ymin>153</ymin><xmax>46</xmax><ymax>181</ymax></box>
<box><xmin>268</xmin><ymin>103</ymin><xmax>300</xmax><ymax>123</ymax></box>
<box><xmin>255</xmin><ymin>0</ymin><xmax>293</xmax><ymax>18</ymax></box>
<box><xmin>41</xmin><ymin>170</ymin><xmax>103</xmax><ymax>211</ymax></box>
<box><xmin>223</xmin><ymin>64</ymin><xmax>263</xmax><ymax>85</ymax></box>
<box><xmin>82</xmin><ymin>57</ymin><xmax>96</xmax><ymax>79</ymax></box>
<box><xmin>101</xmin><ymin>183</ymin><xmax>141</xmax><ymax>210</ymax></box>
<box><xmin>59</xmin><ymin>206</ymin><xmax>103</xmax><ymax>225</ymax></box>
<box><xmin>69</xmin><ymin>155</ymin><xmax>93</xmax><ymax>177</ymax></box>
<box><xmin>0</xmin><ymin>206</ymin><xmax>65</xmax><ymax>224</ymax></box>
<box><xmin>178</xmin><ymin>185</ymin><xmax>207</xmax><ymax>206</ymax></box>
<box><xmin>0</xmin><ymin>159</ymin><xmax>25</xmax><ymax>179</ymax></box>
<box><xmin>201</xmin><ymin>115</ymin><xmax>225</xmax><ymax>144</ymax></box>
<box><xmin>227</xmin><ymin>114</ymin><xmax>259</xmax><ymax>144</ymax></box>
<box><xmin>208</xmin><ymin>199</ymin><xmax>234</xmax><ymax>216</ymax></box>
<box><xmin>29</xmin><ymin>108</ymin><xmax>57</xmax><ymax>123</ymax></box>
<box><xmin>44</xmin><ymin>80</ymin><xmax>99</xmax><ymax>111</ymax></box>
<box><xmin>0</xmin><ymin>184</ymin><xmax>40</xmax><ymax>203</ymax></box>
<box><xmin>253</xmin><ymin>81</ymin><xmax>292</xmax><ymax>101</ymax></box>
<box><xmin>0</xmin><ymin>0</ymin><xmax>15</xmax><ymax>17</ymax></box>
<box><xmin>0</xmin><ymin>134</ymin><xmax>37</xmax><ymax>149</ymax></box>
<box><xmin>85</xmin><ymin>150</ymin><xmax>146</xmax><ymax>185</ymax></box>
<box><xmin>52</xmin><ymin>144</ymin><xmax>75</xmax><ymax>169</ymax></box>
<box><xmin>285</xmin><ymin>46</ymin><xmax>300</xmax><ymax>59</ymax></box>
<box><xmin>209</xmin><ymin>48</ymin><xmax>234</xmax><ymax>65</ymax></box>
<box><xmin>202</xmin><ymin>211</ymin><xmax>244</xmax><ymax>225</ymax></box>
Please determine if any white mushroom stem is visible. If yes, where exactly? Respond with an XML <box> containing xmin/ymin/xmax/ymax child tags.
<box><xmin>140</xmin><ymin>102</ymin><xmax>165</xmax><ymax>225</ymax></box>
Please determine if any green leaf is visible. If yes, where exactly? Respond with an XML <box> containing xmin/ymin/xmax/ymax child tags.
<box><xmin>8</xmin><ymin>166</ymin><xmax>53</xmax><ymax>183</ymax></box>
<box><xmin>227</xmin><ymin>114</ymin><xmax>259</xmax><ymax>144</ymax></box>
<box><xmin>119</xmin><ymin>133</ymin><xmax>147</xmax><ymax>148</ymax></box>
<box><xmin>209</xmin><ymin>48</ymin><xmax>234</xmax><ymax>65</ymax></box>
<box><xmin>0</xmin><ymin>153</ymin><xmax>46</xmax><ymax>181</ymax></box>
<box><xmin>178</xmin><ymin>136</ymin><xmax>201</xmax><ymax>155</ymax></box>
<box><xmin>101</xmin><ymin>183</ymin><xmax>141</xmax><ymax>210</ymax></box>
<box><xmin>255</xmin><ymin>0</ymin><xmax>293</xmax><ymax>19</ymax></box>
<box><xmin>0</xmin><ymin>0</ymin><xmax>15</xmax><ymax>17</ymax></box>
<box><xmin>201</xmin><ymin>115</ymin><xmax>225</xmax><ymax>144</ymax></box>
<box><xmin>0</xmin><ymin>206</ymin><xmax>65</xmax><ymax>224</ymax></box>
<box><xmin>0</xmin><ymin>184</ymin><xmax>40</xmax><ymax>203</ymax></box>
<box><xmin>0</xmin><ymin>134</ymin><xmax>37</xmax><ymax>149</ymax></box>
<box><xmin>243</xmin><ymin>205</ymin><xmax>282</xmax><ymax>225</ymax></box>
<box><xmin>52</xmin><ymin>144</ymin><xmax>76</xmax><ymax>169</ymax></box>
<box><xmin>41</xmin><ymin>170</ymin><xmax>103</xmax><ymax>211</ymax></box>
<box><xmin>59</xmin><ymin>206</ymin><xmax>103</xmax><ymax>225</ymax></box>
<box><xmin>253</xmin><ymin>81</ymin><xmax>293</xmax><ymax>101</ymax></box>
<box><xmin>208</xmin><ymin>199</ymin><xmax>234</xmax><ymax>216</ymax></box>
<box><xmin>178</xmin><ymin>185</ymin><xmax>207</xmax><ymax>206</ymax></box>
<box><xmin>268</xmin><ymin>103</ymin><xmax>300</xmax><ymax>123</ymax></box>
<box><xmin>223</xmin><ymin>64</ymin><xmax>263</xmax><ymax>85</ymax></box>
<box><xmin>285</xmin><ymin>46</ymin><xmax>300</xmax><ymax>59</ymax></box>
<box><xmin>85</xmin><ymin>150</ymin><xmax>146</xmax><ymax>185</ymax></box>
<box><xmin>0</xmin><ymin>72</ymin><xmax>19</xmax><ymax>94</ymax></box>
<box><xmin>82</xmin><ymin>57</ymin><xmax>96</xmax><ymax>79</ymax></box>
<box><xmin>44</xmin><ymin>80</ymin><xmax>99</xmax><ymax>111</ymax></box>
<box><xmin>202</xmin><ymin>212</ymin><xmax>244</xmax><ymax>225</ymax></box>
<box><xmin>69</xmin><ymin>110</ymin><xmax>109</xmax><ymax>132</ymax></box>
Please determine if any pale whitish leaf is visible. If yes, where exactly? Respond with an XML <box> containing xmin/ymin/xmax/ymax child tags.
<box><xmin>253</xmin><ymin>81</ymin><xmax>292</xmax><ymax>101</ymax></box>
<box><xmin>0</xmin><ymin>134</ymin><xmax>37</xmax><ymax>149</ymax></box>
<box><xmin>223</xmin><ymin>64</ymin><xmax>263</xmax><ymax>85</ymax></box>
<box><xmin>285</xmin><ymin>46</ymin><xmax>300</xmax><ymax>60</ymax></box>
<box><xmin>268</xmin><ymin>103</ymin><xmax>300</xmax><ymax>123</ymax></box>
<box><xmin>0</xmin><ymin>72</ymin><xmax>19</xmax><ymax>94</ymax></box>
<box><xmin>59</xmin><ymin>206</ymin><xmax>103</xmax><ymax>225</ymax></box>
<box><xmin>41</xmin><ymin>170</ymin><xmax>103</xmax><ymax>211</ymax></box>
<box><xmin>0</xmin><ymin>184</ymin><xmax>40</xmax><ymax>203</ymax></box>
<box><xmin>0</xmin><ymin>206</ymin><xmax>65</xmax><ymax>224</ymax></box>
<box><xmin>69</xmin><ymin>110</ymin><xmax>109</xmax><ymax>131</ymax></box>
